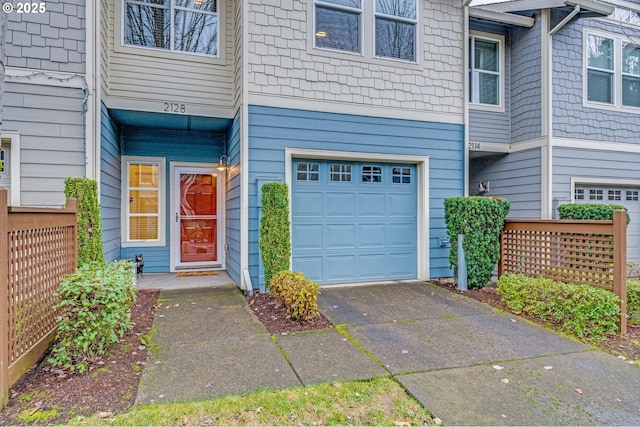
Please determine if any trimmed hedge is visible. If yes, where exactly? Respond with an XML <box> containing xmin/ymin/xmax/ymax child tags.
<box><xmin>64</xmin><ymin>178</ymin><xmax>104</xmax><ymax>266</ymax></box>
<box><xmin>444</xmin><ymin>196</ymin><xmax>510</xmax><ymax>289</ymax></box>
<box><xmin>48</xmin><ymin>260</ymin><xmax>137</xmax><ymax>372</ymax></box>
<box><xmin>626</xmin><ymin>280</ymin><xmax>640</xmax><ymax>325</ymax></box>
<box><xmin>497</xmin><ymin>274</ymin><xmax>620</xmax><ymax>342</ymax></box>
<box><xmin>259</xmin><ymin>182</ymin><xmax>291</xmax><ymax>289</ymax></box>
<box><xmin>270</xmin><ymin>271</ymin><xmax>320</xmax><ymax>321</ymax></box>
<box><xmin>558</xmin><ymin>203</ymin><xmax>630</xmax><ymax>224</ymax></box>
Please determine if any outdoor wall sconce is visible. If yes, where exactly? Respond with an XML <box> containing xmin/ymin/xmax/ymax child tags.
<box><xmin>217</xmin><ymin>155</ymin><xmax>228</xmax><ymax>171</ymax></box>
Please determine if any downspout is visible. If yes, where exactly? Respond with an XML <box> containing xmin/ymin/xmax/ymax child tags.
<box><xmin>85</xmin><ymin>1</ymin><xmax>99</xmax><ymax>184</ymax></box>
<box><xmin>543</xmin><ymin>5</ymin><xmax>580</xmax><ymax>218</ymax></box>
<box><xmin>463</xmin><ymin>0</ymin><xmax>472</xmax><ymax>197</ymax></box>
<box><xmin>240</xmin><ymin>1</ymin><xmax>251</xmax><ymax>292</ymax></box>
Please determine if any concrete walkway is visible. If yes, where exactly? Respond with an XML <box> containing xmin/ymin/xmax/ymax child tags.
<box><xmin>136</xmin><ymin>280</ymin><xmax>640</xmax><ymax>426</ymax></box>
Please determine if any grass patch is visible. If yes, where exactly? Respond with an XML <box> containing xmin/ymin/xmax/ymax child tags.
<box><xmin>70</xmin><ymin>377</ymin><xmax>438</xmax><ymax>426</ymax></box>
<box><xmin>17</xmin><ymin>406</ymin><xmax>60</xmax><ymax>423</ymax></box>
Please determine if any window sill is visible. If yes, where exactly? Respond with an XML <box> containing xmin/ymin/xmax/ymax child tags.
<box><xmin>583</xmin><ymin>100</ymin><xmax>640</xmax><ymax>115</ymax></box>
<box><xmin>114</xmin><ymin>43</ymin><xmax>226</xmax><ymax>66</ymax></box>
<box><xmin>469</xmin><ymin>103</ymin><xmax>505</xmax><ymax>113</ymax></box>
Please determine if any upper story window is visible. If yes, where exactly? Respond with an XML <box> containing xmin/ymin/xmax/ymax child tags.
<box><xmin>314</xmin><ymin>0</ymin><xmax>362</xmax><ymax>54</ymax></box>
<box><xmin>313</xmin><ymin>0</ymin><xmax>417</xmax><ymax>62</ymax></box>
<box><xmin>610</xmin><ymin>6</ymin><xmax>640</xmax><ymax>27</ymax></box>
<box><xmin>375</xmin><ymin>0</ymin><xmax>417</xmax><ymax>61</ymax></box>
<box><xmin>585</xmin><ymin>31</ymin><xmax>640</xmax><ymax>110</ymax></box>
<box><xmin>469</xmin><ymin>34</ymin><xmax>502</xmax><ymax>108</ymax></box>
<box><xmin>124</xmin><ymin>0</ymin><xmax>219</xmax><ymax>57</ymax></box>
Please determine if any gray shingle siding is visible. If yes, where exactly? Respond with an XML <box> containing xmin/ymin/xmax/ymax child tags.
<box><xmin>511</xmin><ymin>19</ymin><xmax>542</xmax><ymax>142</ymax></box>
<box><xmin>552</xmin><ymin>16</ymin><xmax>640</xmax><ymax>143</ymax></box>
<box><xmin>7</xmin><ymin>0</ymin><xmax>85</xmax><ymax>73</ymax></box>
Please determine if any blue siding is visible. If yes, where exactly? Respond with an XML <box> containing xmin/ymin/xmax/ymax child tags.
<box><xmin>120</xmin><ymin>127</ymin><xmax>225</xmax><ymax>272</ymax></box>
<box><xmin>552</xmin><ymin>15</ymin><xmax>640</xmax><ymax>143</ymax></box>
<box><xmin>100</xmin><ymin>104</ymin><xmax>121</xmax><ymax>262</ymax></box>
<box><xmin>470</xmin><ymin>149</ymin><xmax>542</xmax><ymax>218</ymax></box>
<box><xmin>247</xmin><ymin>105</ymin><xmax>464</xmax><ymax>285</ymax></box>
<box><xmin>225</xmin><ymin>110</ymin><xmax>241</xmax><ymax>285</ymax></box>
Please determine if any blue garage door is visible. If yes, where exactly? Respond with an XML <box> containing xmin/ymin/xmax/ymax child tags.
<box><xmin>292</xmin><ymin>159</ymin><xmax>417</xmax><ymax>285</ymax></box>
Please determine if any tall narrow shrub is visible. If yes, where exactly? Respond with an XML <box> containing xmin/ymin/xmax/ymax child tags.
<box><xmin>64</xmin><ymin>178</ymin><xmax>104</xmax><ymax>266</ymax></box>
<box><xmin>259</xmin><ymin>182</ymin><xmax>291</xmax><ymax>289</ymax></box>
<box><xmin>444</xmin><ymin>196</ymin><xmax>510</xmax><ymax>289</ymax></box>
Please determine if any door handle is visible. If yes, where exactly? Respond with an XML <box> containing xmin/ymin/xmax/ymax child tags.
<box><xmin>176</xmin><ymin>213</ymin><xmax>178</xmax><ymax>223</ymax></box>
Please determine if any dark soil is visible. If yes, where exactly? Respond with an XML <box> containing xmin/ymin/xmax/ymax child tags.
<box><xmin>0</xmin><ymin>289</ymin><xmax>159</xmax><ymax>426</ymax></box>
<box><xmin>429</xmin><ymin>278</ymin><xmax>640</xmax><ymax>362</ymax></box>
<box><xmin>246</xmin><ymin>291</ymin><xmax>333</xmax><ymax>334</ymax></box>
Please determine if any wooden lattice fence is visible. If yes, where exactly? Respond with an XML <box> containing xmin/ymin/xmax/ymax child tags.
<box><xmin>0</xmin><ymin>188</ymin><xmax>77</xmax><ymax>407</ymax></box>
<box><xmin>499</xmin><ymin>210</ymin><xmax>627</xmax><ymax>334</ymax></box>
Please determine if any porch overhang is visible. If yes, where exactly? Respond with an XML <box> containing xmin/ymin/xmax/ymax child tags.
<box><xmin>109</xmin><ymin>109</ymin><xmax>232</xmax><ymax>133</ymax></box>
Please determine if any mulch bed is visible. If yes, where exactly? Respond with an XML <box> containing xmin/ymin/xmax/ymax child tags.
<box><xmin>429</xmin><ymin>278</ymin><xmax>640</xmax><ymax>362</ymax></box>
<box><xmin>0</xmin><ymin>289</ymin><xmax>159</xmax><ymax>426</ymax></box>
<box><xmin>246</xmin><ymin>291</ymin><xmax>333</xmax><ymax>334</ymax></box>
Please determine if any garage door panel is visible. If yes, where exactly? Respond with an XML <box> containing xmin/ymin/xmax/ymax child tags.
<box><xmin>292</xmin><ymin>224</ymin><xmax>323</xmax><ymax>249</ymax></box>
<box><xmin>388</xmin><ymin>223</ymin><xmax>416</xmax><ymax>247</ymax></box>
<box><xmin>359</xmin><ymin>193</ymin><xmax>386</xmax><ymax>216</ymax></box>
<box><xmin>327</xmin><ymin>255</ymin><xmax>356</xmax><ymax>280</ymax></box>
<box><xmin>326</xmin><ymin>193</ymin><xmax>356</xmax><ymax>216</ymax></box>
<box><xmin>326</xmin><ymin>224</ymin><xmax>356</xmax><ymax>248</ymax></box>
<box><xmin>358</xmin><ymin>254</ymin><xmax>387</xmax><ymax>278</ymax></box>
<box><xmin>389</xmin><ymin>253</ymin><xmax>416</xmax><ymax>276</ymax></box>
<box><xmin>293</xmin><ymin>256</ymin><xmax>324</xmax><ymax>282</ymax></box>
<box><xmin>359</xmin><ymin>224</ymin><xmax>386</xmax><ymax>247</ymax></box>
<box><xmin>292</xmin><ymin>192</ymin><xmax>323</xmax><ymax>216</ymax></box>
<box><xmin>388</xmin><ymin>194</ymin><xmax>416</xmax><ymax>217</ymax></box>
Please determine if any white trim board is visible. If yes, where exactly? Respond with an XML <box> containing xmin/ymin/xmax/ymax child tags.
<box><xmin>249</xmin><ymin>93</ymin><xmax>464</xmax><ymax>126</ymax></box>
<box><xmin>1</xmin><ymin>132</ymin><xmax>20</xmax><ymax>206</ymax></box>
<box><xmin>285</xmin><ymin>148</ymin><xmax>430</xmax><ymax>281</ymax></box>
<box><xmin>554</xmin><ymin>138</ymin><xmax>640</xmax><ymax>153</ymax></box>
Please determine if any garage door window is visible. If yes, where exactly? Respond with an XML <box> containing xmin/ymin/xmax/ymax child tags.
<box><xmin>627</xmin><ymin>190</ymin><xmax>639</xmax><ymax>201</ymax></box>
<box><xmin>296</xmin><ymin>163</ymin><xmax>319</xmax><ymax>181</ymax></box>
<box><xmin>362</xmin><ymin>165</ymin><xmax>382</xmax><ymax>183</ymax></box>
<box><xmin>330</xmin><ymin>164</ymin><xmax>351</xmax><ymax>182</ymax></box>
<box><xmin>608</xmin><ymin>189</ymin><xmax>622</xmax><ymax>201</ymax></box>
<box><xmin>575</xmin><ymin>188</ymin><xmax>585</xmax><ymax>200</ymax></box>
<box><xmin>589</xmin><ymin>189</ymin><xmax>604</xmax><ymax>200</ymax></box>
<box><xmin>392</xmin><ymin>167</ymin><xmax>411</xmax><ymax>184</ymax></box>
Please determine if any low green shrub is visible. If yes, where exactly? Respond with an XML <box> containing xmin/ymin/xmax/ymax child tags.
<box><xmin>270</xmin><ymin>271</ymin><xmax>320</xmax><ymax>321</ymax></box>
<box><xmin>627</xmin><ymin>280</ymin><xmax>640</xmax><ymax>325</ymax></box>
<box><xmin>497</xmin><ymin>273</ymin><xmax>620</xmax><ymax>342</ymax></box>
<box><xmin>558</xmin><ymin>203</ymin><xmax>630</xmax><ymax>224</ymax></box>
<box><xmin>48</xmin><ymin>260</ymin><xmax>137</xmax><ymax>372</ymax></box>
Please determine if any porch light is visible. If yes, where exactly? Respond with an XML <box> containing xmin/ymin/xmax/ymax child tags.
<box><xmin>217</xmin><ymin>155</ymin><xmax>228</xmax><ymax>171</ymax></box>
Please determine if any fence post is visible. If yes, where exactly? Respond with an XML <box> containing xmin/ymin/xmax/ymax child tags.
<box><xmin>0</xmin><ymin>188</ymin><xmax>9</xmax><ymax>408</ymax></box>
<box><xmin>613</xmin><ymin>210</ymin><xmax>627</xmax><ymax>335</ymax></box>
<box><xmin>498</xmin><ymin>228</ymin><xmax>505</xmax><ymax>277</ymax></box>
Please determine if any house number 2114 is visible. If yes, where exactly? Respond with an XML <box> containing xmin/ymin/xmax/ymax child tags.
<box><xmin>163</xmin><ymin>103</ymin><xmax>186</xmax><ymax>113</ymax></box>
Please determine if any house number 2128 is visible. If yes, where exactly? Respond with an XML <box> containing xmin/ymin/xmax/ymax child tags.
<box><xmin>163</xmin><ymin>103</ymin><xmax>186</xmax><ymax>113</ymax></box>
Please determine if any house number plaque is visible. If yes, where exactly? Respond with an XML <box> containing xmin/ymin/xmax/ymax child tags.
<box><xmin>163</xmin><ymin>103</ymin><xmax>186</xmax><ymax>114</ymax></box>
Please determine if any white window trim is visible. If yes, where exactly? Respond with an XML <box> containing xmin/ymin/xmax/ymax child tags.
<box><xmin>469</xmin><ymin>31</ymin><xmax>505</xmax><ymax>112</ymax></box>
<box><xmin>1</xmin><ymin>132</ymin><xmax>20</xmax><ymax>207</ymax></box>
<box><xmin>117</xmin><ymin>0</ymin><xmax>225</xmax><ymax>65</ymax></box>
<box><xmin>373</xmin><ymin>1</ymin><xmax>419</xmax><ymax>63</ymax></box>
<box><xmin>312</xmin><ymin>0</ymin><xmax>364</xmax><ymax>56</ymax></box>
<box><xmin>120</xmin><ymin>156</ymin><xmax>166</xmax><ymax>248</ymax></box>
<box><xmin>310</xmin><ymin>0</ymin><xmax>419</xmax><ymax>65</ymax></box>
<box><xmin>583</xmin><ymin>28</ymin><xmax>640</xmax><ymax>114</ymax></box>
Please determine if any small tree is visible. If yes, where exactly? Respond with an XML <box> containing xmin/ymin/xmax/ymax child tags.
<box><xmin>444</xmin><ymin>196</ymin><xmax>510</xmax><ymax>289</ymax></box>
<box><xmin>259</xmin><ymin>182</ymin><xmax>291</xmax><ymax>289</ymax></box>
<box><xmin>64</xmin><ymin>178</ymin><xmax>104</xmax><ymax>266</ymax></box>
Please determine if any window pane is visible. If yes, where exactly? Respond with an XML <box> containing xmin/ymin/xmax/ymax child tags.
<box><xmin>375</xmin><ymin>18</ymin><xmax>415</xmax><ymax>61</ymax></box>
<box><xmin>315</xmin><ymin>6</ymin><xmax>360</xmax><ymax>53</ymax></box>
<box><xmin>175</xmin><ymin>0</ymin><xmax>217</xmax><ymax>12</ymax></box>
<box><xmin>623</xmin><ymin>42</ymin><xmax>640</xmax><ymax>76</ymax></box>
<box><xmin>588</xmin><ymin>69</ymin><xmax>613</xmax><ymax>103</ymax></box>
<box><xmin>623</xmin><ymin>75</ymin><xmax>640</xmax><ymax>107</ymax></box>
<box><xmin>474</xmin><ymin>39</ymin><xmax>498</xmax><ymax>72</ymax></box>
<box><xmin>376</xmin><ymin>0</ymin><xmax>416</xmax><ymax>19</ymax></box>
<box><xmin>130</xmin><ymin>190</ymin><xmax>159</xmax><ymax>214</ymax></box>
<box><xmin>124</xmin><ymin>3</ymin><xmax>170</xmax><ymax>49</ymax></box>
<box><xmin>587</xmin><ymin>35</ymin><xmax>613</xmax><ymax>70</ymax></box>
<box><xmin>174</xmin><ymin>9</ymin><xmax>218</xmax><ymax>55</ymax></box>
<box><xmin>478</xmin><ymin>72</ymin><xmax>498</xmax><ymax>105</ymax></box>
<box><xmin>129</xmin><ymin>163</ymin><xmax>159</xmax><ymax>188</ymax></box>
<box><xmin>130</xmin><ymin>216</ymin><xmax>159</xmax><ymax>240</ymax></box>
